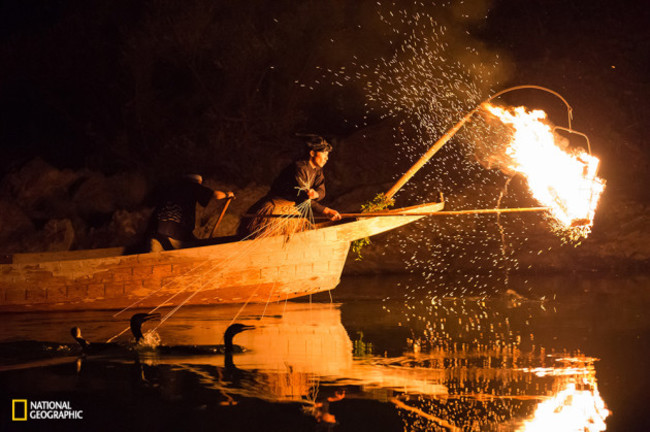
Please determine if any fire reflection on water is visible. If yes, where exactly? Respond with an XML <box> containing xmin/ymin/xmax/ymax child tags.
<box><xmin>129</xmin><ymin>301</ymin><xmax>609</xmax><ymax>431</ymax></box>
<box><xmin>390</xmin><ymin>352</ymin><xmax>609</xmax><ymax>431</ymax></box>
<box><xmin>519</xmin><ymin>358</ymin><xmax>609</xmax><ymax>432</ymax></box>
<box><xmin>521</xmin><ymin>380</ymin><xmax>609</xmax><ymax>432</ymax></box>
<box><xmin>381</xmin><ymin>293</ymin><xmax>611</xmax><ymax>431</ymax></box>
<box><xmin>0</xmin><ymin>298</ymin><xmax>611</xmax><ymax>431</ymax></box>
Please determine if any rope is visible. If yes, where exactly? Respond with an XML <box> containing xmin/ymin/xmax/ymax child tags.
<box><xmin>152</xmin><ymin>203</ymin><xmax>312</xmax><ymax>330</ymax></box>
<box><xmin>106</xmin><ymin>198</ymin><xmax>319</xmax><ymax>342</ymax></box>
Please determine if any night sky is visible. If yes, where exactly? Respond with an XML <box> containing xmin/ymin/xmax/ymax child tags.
<box><xmin>0</xmin><ymin>0</ymin><xmax>648</xmax><ymax>199</ymax></box>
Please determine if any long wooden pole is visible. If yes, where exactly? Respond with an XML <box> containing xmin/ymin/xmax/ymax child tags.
<box><xmin>210</xmin><ymin>196</ymin><xmax>233</xmax><ymax>238</ymax></box>
<box><xmin>337</xmin><ymin>206</ymin><xmax>549</xmax><ymax>217</ymax></box>
<box><xmin>384</xmin><ymin>108</ymin><xmax>480</xmax><ymax>200</ymax></box>
<box><xmin>245</xmin><ymin>206</ymin><xmax>549</xmax><ymax>219</ymax></box>
<box><xmin>384</xmin><ymin>85</ymin><xmax>574</xmax><ymax>200</ymax></box>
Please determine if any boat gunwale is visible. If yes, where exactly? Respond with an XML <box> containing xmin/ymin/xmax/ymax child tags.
<box><xmin>2</xmin><ymin>200</ymin><xmax>444</xmax><ymax>267</ymax></box>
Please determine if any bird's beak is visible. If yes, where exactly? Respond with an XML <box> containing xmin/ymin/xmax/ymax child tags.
<box><xmin>240</xmin><ymin>325</ymin><xmax>256</xmax><ymax>332</ymax></box>
<box><xmin>143</xmin><ymin>313</ymin><xmax>161</xmax><ymax>322</ymax></box>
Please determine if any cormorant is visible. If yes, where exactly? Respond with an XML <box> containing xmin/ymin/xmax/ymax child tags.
<box><xmin>156</xmin><ymin>323</ymin><xmax>255</xmax><ymax>355</ymax></box>
<box><xmin>126</xmin><ymin>313</ymin><xmax>255</xmax><ymax>355</ymax></box>
<box><xmin>70</xmin><ymin>327</ymin><xmax>90</xmax><ymax>350</ymax></box>
<box><xmin>220</xmin><ymin>324</ymin><xmax>257</xmax><ymax>388</ymax></box>
<box><xmin>70</xmin><ymin>313</ymin><xmax>160</xmax><ymax>354</ymax></box>
<box><xmin>69</xmin><ymin>326</ymin><xmax>125</xmax><ymax>355</ymax></box>
<box><xmin>72</xmin><ymin>313</ymin><xmax>254</xmax><ymax>357</ymax></box>
<box><xmin>130</xmin><ymin>312</ymin><xmax>161</xmax><ymax>343</ymax></box>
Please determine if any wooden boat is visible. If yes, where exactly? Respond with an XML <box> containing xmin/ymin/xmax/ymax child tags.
<box><xmin>0</xmin><ymin>201</ymin><xmax>443</xmax><ymax>312</ymax></box>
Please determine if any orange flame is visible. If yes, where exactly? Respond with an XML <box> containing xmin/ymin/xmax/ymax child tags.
<box><xmin>521</xmin><ymin>379</ymin><xmax>610</xmax><ymax>432</ymax></box>
<box><xmin>482</xmin><ymin>103</ymin><xmax>605</xmax><ymax>239</ymax></box>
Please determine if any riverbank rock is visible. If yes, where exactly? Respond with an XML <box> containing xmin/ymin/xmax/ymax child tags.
<box><xmin>0</xmin><ymin>160</ymin><xmax>152</xmax><ymax>253</ymax></box>
<box><xmin>41</xmin><ymin>219</ymin><xmax>75</xmax><ymax>252</ymax></box>
<box><xmin>0</xmin><ymin>200</ymin><xmax>36</xmax><ymax>253</ymax></box>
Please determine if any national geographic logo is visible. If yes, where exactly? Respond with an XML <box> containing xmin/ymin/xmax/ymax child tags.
<box><xmin>11</xmin><ymin>400</ymin><xmax>27</xmax><ymax>421</ymax></box>
<box><xmin>12</xmin><ymin>399</ymin><xmax>83</xmax><ymax>421</ymax></box>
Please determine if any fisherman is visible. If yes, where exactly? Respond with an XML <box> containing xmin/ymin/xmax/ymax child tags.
<box><xmin>149</xmin><ymin>174</ymin><xmax>234</xmax><ymax>251</ymax></box>
<box><xmin>238</xmin><ymin>135</ymin><xmax>341</xmax><ymax>238</ymax></box>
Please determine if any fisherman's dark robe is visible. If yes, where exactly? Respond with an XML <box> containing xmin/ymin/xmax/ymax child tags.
<box><xmin>238</xmin><ymin>159</ymin><xmax>328</xmax><ymax>238</ymax></box>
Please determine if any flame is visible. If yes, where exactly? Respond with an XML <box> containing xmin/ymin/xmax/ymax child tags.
<box><xmin>482</xmin><ymin>103</ymin><xmax>606</xmax><ymax>239</ymax></box>
<box><xmin>520</xmin><ymin>379</ymin><xmax>610</xmax><ymax>432</ymax></box>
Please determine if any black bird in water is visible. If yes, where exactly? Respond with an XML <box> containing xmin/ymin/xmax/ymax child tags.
<box><xmin>70</xmin><ymin>327</ymin><xmax>124</xmax><ymax>355</ymax></box>
<box><xmin>130</xmin><ymin>312</ymin><xmax>161</xmax><ymax>343</ymax></box>
<box><xmin>72</xmin><ymin>313</ymin><xmax>254</xmax><ymax>357</ymax></box>
<box><xmin>129</xmin><ymin>312</ymin><xmax>255</xmax><ymax>355</ymax></box>
<box><xmin>70</xmin><ymin>313</ymin><xmax>160</xmax><ymax>354</ymax></box>
<box><xmin>163</xmin><ymin>323</ymin><xmax>255</xmax><ymax>355</ymax></box>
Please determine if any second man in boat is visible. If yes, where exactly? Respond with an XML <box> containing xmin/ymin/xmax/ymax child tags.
<box><xmin>150</xmin><ymin>174</ymin><xmax>234</xmax><ymax>251</ymax></box>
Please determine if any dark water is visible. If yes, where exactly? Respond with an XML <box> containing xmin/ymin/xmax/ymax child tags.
<box><xmin>2</xmin><ymin>274</ymin><xmax>649</xmax><ymax>432</ymax></box>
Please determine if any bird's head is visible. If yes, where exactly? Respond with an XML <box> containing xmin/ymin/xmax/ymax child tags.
<box><xmin>225</xmin><ymin>323</ymin><xmax>255</xmax><ymax>337</ymax></box>
<box><xmin>223</xmin><ymin>323</ymin><xmax>255</xmax><ymax>353</ymax></box>
<box><xmin>131</xmin><ymin>313</ymin><xmax>160</xmax><ymax>326</ymax></box>
<box><xmin>70</xmin><ymin>326</ymin><xmax>82</xmax><ymax>339</ymax></box>
<box><xmin>70</xmin><ymin>326</ymin><xmax>89</xmax><ymax>349</ymax></box>
<box><xmin>130</xmin><ymin>313</ymin><xmax>160</xmax><ymax>342</ymax></box>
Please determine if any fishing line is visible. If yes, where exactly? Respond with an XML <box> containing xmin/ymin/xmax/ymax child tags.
<box><xmin>216</xmin><ymin>201</ymin><xmax>316</xmax><ymax>327</ymax></box>
<box><xmin>151</xmin><ymin>213</ymin><xmax>302</xmax><ymax>330</ymax></box>
<box><xmin>219</xmin><ymin>282</ymin><xmax>278</xmax><ymax>345</ymax></box>
<box><xmin>108</xmin><ymin>196</ymin><xmax>321</xmax><ymax>342</ymax></box>
<box><xmin>260</xmin><ymin>280</ymin><xmax>279</xmax><ymax>320</ymax></box>
<box><xmin>107</xmin><ymin>210</ymin><xmax>298</xmax><ymax>341</ymax></box>
<box><xmin>150</xmin><ymin>200</ymin><xmax>317</xmax><ymax>331</ymax></box>
<box><xmin>112</xmin><ymin>199</ymin><xmax>297</xmax><ymax>318</ymax></box>
<box><xmin>283</xmin><ymin>293</ymin><xmax>290</xmax><ymax>316</ymax></box>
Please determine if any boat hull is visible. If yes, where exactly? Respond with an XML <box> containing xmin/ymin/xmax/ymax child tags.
<box><xmin>0</xmin><ymin>202</ymin><xmax>443</xmax><ymax>311</ymax></box>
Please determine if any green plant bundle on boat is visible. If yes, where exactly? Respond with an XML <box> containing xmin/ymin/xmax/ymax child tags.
<box><xmin>351</xmin><ymin>193</ymin><xmax>395</xmax><ymax>260</ymax></box>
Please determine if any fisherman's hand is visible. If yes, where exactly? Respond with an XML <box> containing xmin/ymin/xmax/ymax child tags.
<box><xmin>324</xmin><ymin>208</ymin><xmax>341</xmax><ymax>221</ymax></box>
<box><xmin>214</xmin><ymin>191</ymin><xmax>235</xmax><ymax>200</ymax></box>
<box><xmin>307</xmin><ymin>189</ymin><xmax>319</xmax><ymax>200</ymax></box>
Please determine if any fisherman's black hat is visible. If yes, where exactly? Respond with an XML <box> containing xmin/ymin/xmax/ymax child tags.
<box><xmin>300</xmin><ymin>134</ymin><xmax>333</xmax><ymax>152</ymax></box>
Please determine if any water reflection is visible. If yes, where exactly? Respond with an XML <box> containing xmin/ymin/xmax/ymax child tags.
<box><xmin>521</xmin><ymin>374</ymin><xmax>609</xmax><ymax>432</ymax></box>
<box><xmin>360</xmin><ymin>280</ymin><xmax>613</xmax><ymax>431</ymax></box>
<box><xmin>390</xmin><ymin>353</ymin><xmax>608</xmax><ymax>431</ymax></box>
<box><xmin>1</xmin><ymin>296</ymin><xmax>611</xmax><ymax>431</ymax></box>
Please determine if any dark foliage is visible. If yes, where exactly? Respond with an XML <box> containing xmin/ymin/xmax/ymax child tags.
<box><xmin>0</xmin><ymin>1</ymin><xmax>384</xmax><ymax>183</ymax></box>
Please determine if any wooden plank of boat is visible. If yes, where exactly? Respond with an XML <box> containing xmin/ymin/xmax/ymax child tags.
<box><xmin>0</xmin><ymin>201</ymin><xmax>443</xmax><ymax>312</ymax></box>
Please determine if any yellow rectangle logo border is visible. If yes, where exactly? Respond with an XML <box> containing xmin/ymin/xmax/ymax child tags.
<box><xmin>12</xmin><ymin>399</ymin><xmax>28</xmax><ymax>421</ymax></box>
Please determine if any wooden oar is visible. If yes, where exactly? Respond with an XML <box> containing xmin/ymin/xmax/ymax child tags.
<box><xmin>245</xmin><ymin>206</ymin><xmax>549</xmax><ymax>219</ymax></box>
<box><xmin>210</xmin><ymin>196</ymin><xmax>234</xmax><ymax>237</ymax></box>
